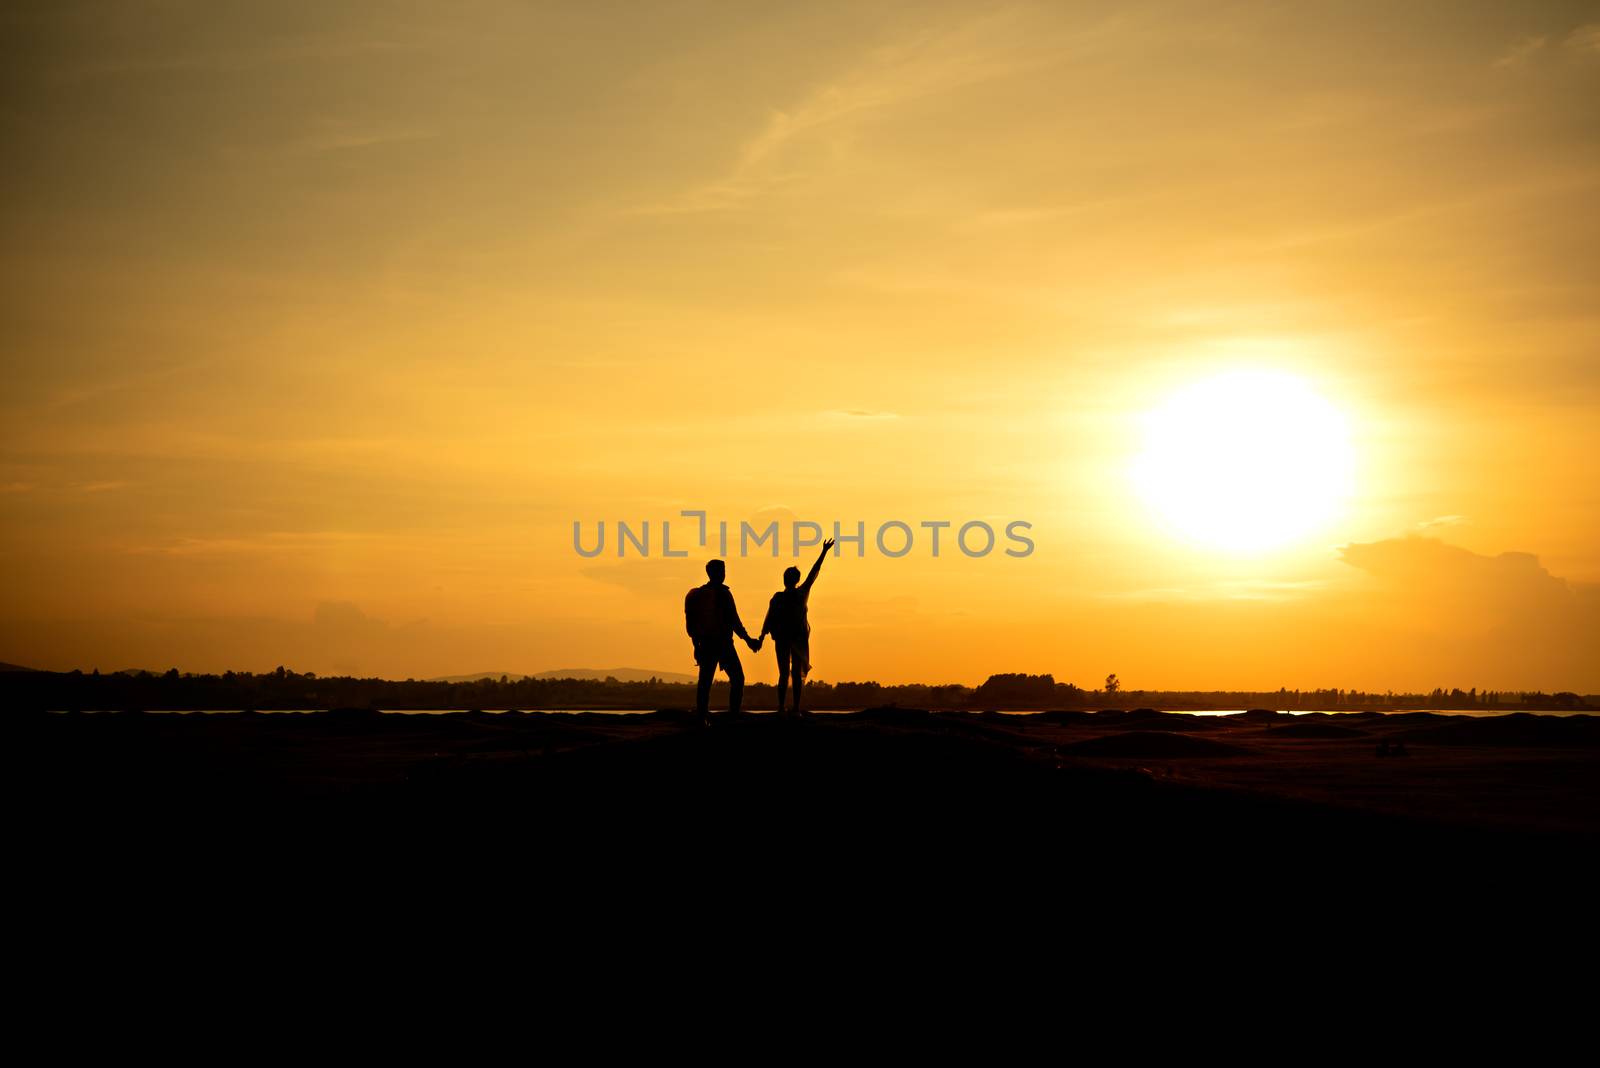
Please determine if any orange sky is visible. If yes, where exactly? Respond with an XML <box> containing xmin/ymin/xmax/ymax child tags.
<box><xmin>3</xmin><ymin>2</ymin><xmax>1598</xmax><ymax>691</ymax></box>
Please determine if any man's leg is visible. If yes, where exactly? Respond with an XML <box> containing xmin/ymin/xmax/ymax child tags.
<box><xmin>695</xmin><ymin>644</ymin><xmax>715</xmax><ymax>723</ymax></box>
<box><xmin>791</xmin><ymin>645</ymin><xmax>807</xmax><ymax>714</ymax></box>
<box><xmin>775</xmin><ymin>640</ymin><xmax>790</xmax><ymax>714</ymax></box>
<box><xmin>723</xmin><ymin>642</ymin><xmax>744</xmax><ymax>716</ymax></box>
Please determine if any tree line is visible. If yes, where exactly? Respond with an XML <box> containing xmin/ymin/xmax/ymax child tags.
<box><xmin>1</xmin><ymin>667</ymin><xmax>1590</xmax><ymax>712</ymax></box>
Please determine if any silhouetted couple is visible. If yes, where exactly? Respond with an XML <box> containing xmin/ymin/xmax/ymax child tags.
<box><xmin>683</xmin><ymin>538</ymin><xmax>834</xmax><ymax>725</ymax></box>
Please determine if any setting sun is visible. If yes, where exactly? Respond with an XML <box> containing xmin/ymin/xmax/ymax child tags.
<box><xmin>1131</xmin><ymin>371</ymin><xmax>1355</xmax><ymax>553</ymax></box>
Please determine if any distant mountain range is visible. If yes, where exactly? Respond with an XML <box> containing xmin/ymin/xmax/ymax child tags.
<box><xmin>0</xmin><ymin>662</ymin><xmax>36</xmax><ymax>673</ymax></box>
<box><xmin>429</xmin><ymin>667</ymin><xmax>698</xmax><ymax>684</ymax></box>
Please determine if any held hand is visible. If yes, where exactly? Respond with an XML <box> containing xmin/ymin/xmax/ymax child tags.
<box><xmin>747</xmin><ymin>635</ymin><xmax>763</xmax><ymax>652</ymax></box>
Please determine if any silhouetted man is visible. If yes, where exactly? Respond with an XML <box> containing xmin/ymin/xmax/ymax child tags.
<box><xmin>760</xmin><ymin>538</ymin><xmax>833</xmax><ymax>718</ymax></box>
<box><xmin>685</xmin><ymin>559</ymin><xmax>760</xmax><ymax>725</ymax></box>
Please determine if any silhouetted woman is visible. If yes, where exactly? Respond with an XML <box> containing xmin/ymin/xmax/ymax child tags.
<box><xmin>760</xmin><ymin>538</ymin><xmax>833</xmax><ymax>718</ymax></box>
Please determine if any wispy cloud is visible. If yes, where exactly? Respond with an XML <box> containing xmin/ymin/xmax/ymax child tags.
<box><xmin>1101</xmin><ymin>579</ymin><xmax>1328</xmax><ymax>603</ymax></box>
<box><xmin>287</xmin><ymin>123</ymin><xmax>440</xmax><ymax>156</ymax></box>
<box><xmin>48</xmin><ymin>36</ymin><xmax>412</xmax><ymax>86</ymax></box>
<box><xmin>1492</xmin><ymin>24</ymin><xmax>1600</xmax><ymax>68</ymax></box>
<box><xmin>827</xmin><ymin>409</ymin><xmax>900</xmax><ymax>420</ymax></box>
<box><xmin>1566</xmin><ymin>24</ymin><xmax>1600</xmax><ymax>54</ymax></box>
<box><xmin>1492</xmin><ymin>35</ymin><xmax>1547</xmax><ymax>69</ymax></box>
<box><xmin>128</xmin><ymin>531</ymin><xmax>372</xmax><ymax>558</ymax></box>
<box><xmin>0</xmin><ymin>478</ymin><xmax>133</xmax><ymax>495</ymax></box>
<box><xmin>32</xmin><ymin>358</ymin><xmax>211</xmax><ymax>414</ymax></box>
<box><xmin>580</xmin><ymin>560</ymin><xmax>702</xmax><ymax>594</ymax></box>
<box><xmin>626</xmin><ymin>8</ymin><xmax>1086</xmax><ymax>215</ymax></box>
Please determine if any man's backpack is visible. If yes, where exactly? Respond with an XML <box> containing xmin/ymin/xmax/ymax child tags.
<box><xmin>684</xmin><ymin>585</ymin><xmax>722</xmax><ymax>641</ymax></box>
<box><xmin>768</xmin><ymin>588</ymin><xmax>806</xmax><ymax>642</ymax></box>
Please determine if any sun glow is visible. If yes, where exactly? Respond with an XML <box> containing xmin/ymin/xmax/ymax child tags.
<box><xmin>1131</xmin><ymin>370</ymin><xmax>1355</xmax><ymax>553</ymax></box>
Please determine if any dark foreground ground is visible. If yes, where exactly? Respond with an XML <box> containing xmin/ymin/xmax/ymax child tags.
<box><xmin>15</xmin><ymin>704</ymin><xmax>1600</xmax><ymax>987</ymax></box>
<box><xmin>12</xmin><ymin>705</ymin><xmax>1595</xmax><ymax>1027</ymax></box>
<box><xmin>16</xmin><ymin>705</ymin><xmax>1597</xmax><ymax>874</ymax></box>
